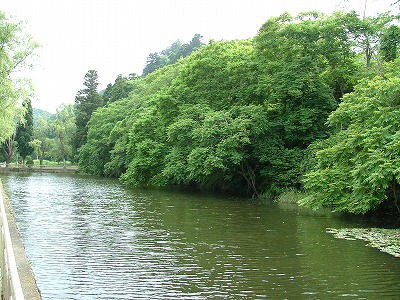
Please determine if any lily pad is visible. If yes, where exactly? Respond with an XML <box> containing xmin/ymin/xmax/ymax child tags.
<box><xmin>327</xmin><ymin>228</ymin><xmax>400</xmax><ymax>257</ymax></box>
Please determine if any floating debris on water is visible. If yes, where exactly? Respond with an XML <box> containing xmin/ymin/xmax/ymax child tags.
<box><xmin>327</xmin><ymin>228</ymin><xmax>400</xmax><ymax>258</ymax></box>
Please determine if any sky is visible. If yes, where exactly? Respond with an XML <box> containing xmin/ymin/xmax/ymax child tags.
<box><xmin>0</xmin><ymin>0</ymin><xmax>396</xmax><ymax>113</ymax></box>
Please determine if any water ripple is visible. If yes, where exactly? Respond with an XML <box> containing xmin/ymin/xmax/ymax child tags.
<box><xmin>1</xmin><ymin>173</ymin><xmax>400</xmax><ymax>299</ymax></box>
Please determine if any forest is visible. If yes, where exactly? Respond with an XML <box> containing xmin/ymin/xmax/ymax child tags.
<box><xmin>2</xmin><ymin>9</ymin><xmax>400</xmax><ymax>217</ymax></box>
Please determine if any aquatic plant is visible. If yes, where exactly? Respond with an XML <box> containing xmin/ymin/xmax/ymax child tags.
<box><xmin>327</xmin><ymin>228</ymin><xmax>400</xmax><ymax>257</ymax></box>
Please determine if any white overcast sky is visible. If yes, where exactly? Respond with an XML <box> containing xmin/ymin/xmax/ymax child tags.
<box><xmin>0</xmin><ymin>0</ymin><xmax>396</xmax><ymax>112</ymax></box>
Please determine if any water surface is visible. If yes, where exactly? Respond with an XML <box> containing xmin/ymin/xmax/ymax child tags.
<box><xmin>1</xmin><ymin>173</ymin><xmax>400</xmax><ymax>299</ymax></box>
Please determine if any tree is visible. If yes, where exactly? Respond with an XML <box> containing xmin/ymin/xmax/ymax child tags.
<box><xmin>168</xmin><ymin>34</ymin><xmax>204</xmax><ymax>62</ymax></box>
<box><xmin>142</xmin><ymin>52</ymin><xmax>167</xmax><ymax>76</ymax></box>
<box><xmin>74</xmin><ymin>70</ymin><xmax>103</xmax><ymax>153</ymax></box>
<box><xmin>0</xmin><ymin>12</ymin><xmax>38</xmax><ymax>144</ymax></box>
<box><xmin>142</xmin><ymin>34</ymin><xmax>204</xmax><ymax>76</ymax></box>
<box><xmin>188</xmin><ymin>34</ymin><xmax>204</xmax><ymax>52</ymax></box>
<box><xmin>161</xmin><ymin>40</ymin><xmax>183</xmax><ymax>64</ymax></box>
<box><xmin>78</xmin><ymin>11</ymin><xmax>400</xmax><ymax>201</ymax></box>
<box><xmin>54</xmin><ymin>104</ymin><xmax>75</xmax><ymax>167</ymax></box>
<box><xmin>78</xmin><ymin>99</ymin><xmax>130</xmax><ymax>175</ymax></box>
<box><xmin>102</xmin><ymin>74</ymin><xmax>139</xmax><ymax>104</ymax></box>
<box><xmin>343</xmin><ymin>10</ymin><xmax>395</xmax><ymax>71</ymax></box>
<box><xmin>2</xmin><ymin>132</ymin><xmax>17</xmax><ymax>165</ymax></box>
<box><xmin>301</xmin><ymin>59</ymin><xmax>400</xmax><ymax>215</ymax></box>
<box><xmin>33</xmin><ymin>115</ymin><xmax>53</xmax><ymax>166</ymax></box>
<box><xmin>15</xmin><ymin>98</ymin><xmax>34</xmax><ymax>164</ymax></box>
<box><xmin>29</xmin><ymin>139</ymin><xmax>41</xmax><ymax>160</ymax></box>
<box><xmin>253</xmin><ymin>12</ymin><xmax>355</xmax><ymax>193</ymax></box>
<box><xmin>164</xmin><ymin>104</ymin><xmax>269</xmax><ymax>196</ymax></box>
<box><xmin>121</xmin><ymin>107</ymin><xmax>167</xmax><ymax>186</ymax></box>
<box><xmin>380</xmin><ymin>24</ymin><xmax>400</xmax><ymax>62</ymax></box>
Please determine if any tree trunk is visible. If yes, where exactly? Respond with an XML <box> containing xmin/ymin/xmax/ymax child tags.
<box><xmin>392</xmin><ymin>178</ymin><xmax>400</xmax><ymax>214</ymax></box>
<box><xmin>4</xmin><ymin>136</ymin><xmax>15</xmax><ymax>165</ymax></box>
<box><xmin>240</xmin><ymin>162</ymin><xmax>259</xmax><ymax>198</ymax></box>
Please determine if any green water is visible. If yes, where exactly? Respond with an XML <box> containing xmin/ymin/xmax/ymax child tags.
<box><xmin>1</xmin><ymin>173</ymin><xmax>400</xmax><ymax>299</ymax></box>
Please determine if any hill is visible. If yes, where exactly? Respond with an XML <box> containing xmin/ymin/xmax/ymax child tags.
<box><xmin>33</xmin><ymin>108</ymin><xmax>54</xmax><ymax>125</ymax></box>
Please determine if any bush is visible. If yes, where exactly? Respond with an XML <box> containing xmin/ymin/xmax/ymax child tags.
<box><xmin>25</xmin><ymin>156</ymin><xmax>34</xmax><ymax>168</ymax></box>
<box><xmin>276</xmin><ymin>188</ymin><xmax>306</xmax><ymax>204</ymax></box>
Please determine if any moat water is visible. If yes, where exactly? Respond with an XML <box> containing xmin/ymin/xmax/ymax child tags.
<box><xmin>1</xmin><ymin>173</ymin><xmax>400</xmax><ymax>299</ymax></box>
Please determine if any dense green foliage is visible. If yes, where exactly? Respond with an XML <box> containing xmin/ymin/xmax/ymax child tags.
<box><xmin>15</xmin><ymin>99</ymin><xmax>34</xmax><ymax>162</ymax></box>
<box><xmin>301</xmin><ymin>60</ymin><xmax>400</xmax><ymax>214</ymax></box>
<box><xmin>142</xmin><ymin>34</ymin><xmax>204</xmax><ymax>76</ymax></box>
<box><xmin>29</xmin><ymin>105</ymin><xmax>75</xmax><ymax>165</ymax></box>
<box><xmin>0</xmin><ymin>12</ymin><xmax>38</xmax><ymax>164</ymax></box>
<box><xmin>73</xmin><ymin>9</ymin><xmax>400</xmax><ymax>216</ymax></box>
<box><xmin>102</xmin><ymin>73</ymin><xmax>139</xmax><ymax>105</ymax></box>
<box><xmin>53</xmin><ymin>104</ymin><xmax>76</xmax><ymax>166</ymax></box>
<box><xmin>5</xmin><ymin>7</ymin><xmax>400</xmax><ymax>216</ymax></box>
<box><xmin>78</xmin><ymin>98</ymin><xmax>131</xmax><ymax>175</ymax></box>
<box><xmin>79</xmin><ymin>12</ymin><xmax>355</xmax><ymax>194</ymax></box>
<box><xmin>31</xmin><ymin>114</ymin><xmax>53</xmax><ymax>165</ymax></box>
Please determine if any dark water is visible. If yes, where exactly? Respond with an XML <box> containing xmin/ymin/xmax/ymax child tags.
<box><xmin>1</xmin><ymin>173</ymin><xmax>400</xmax><ymax>299</ymax></box>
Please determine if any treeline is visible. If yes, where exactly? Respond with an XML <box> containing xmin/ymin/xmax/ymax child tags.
<box><xmin>142</xmin><ymin>34</ymin><xmax>204</xmax><ymax>76</ymax></box>
<box><xmin>76</xmin><ymin>10</ymin><xmax>400</xmax><ymax>215</ymax></box>
<box><xmin>0</xmin><ymin>34</ymin><xmax>204</xmax><ymax>168</ymax></box>
<box><xmin>4</xmin><ymin>9</ymin><xmax>400</xmax><ymax>216</ymax></box>
<box><xmin>0</xmin><ymin>11</ymin><xmax>77</xmax><ymax>167</ymax></box>
<box><xmin>0</xmin><ymin>103</ymin><xmax>76</xmax><ymax>167</ymax></box>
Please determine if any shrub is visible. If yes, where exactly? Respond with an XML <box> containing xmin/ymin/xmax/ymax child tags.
<box><xmin>25</xmin><ymin>156</ymin><xmax>34</xmax><ymax>168</ymax></box>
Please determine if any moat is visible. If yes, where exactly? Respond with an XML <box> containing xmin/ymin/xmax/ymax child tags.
<box><xmin>2</xmin><ymin>173</ymin><xmax>400</xmax><ymax>299</ymax></box>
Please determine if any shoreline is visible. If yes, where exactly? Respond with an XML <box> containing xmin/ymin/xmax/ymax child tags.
<box><xmin>0</xmin><ymin>165</ymin><xmax>78</xmax><ymax>173</ymax></box>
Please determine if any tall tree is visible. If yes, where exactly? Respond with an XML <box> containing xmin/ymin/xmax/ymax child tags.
<box><xmin>102</xmin><ymin>74</ymin><xmax>139</xmax><ymax>104</ymax></box>
<box><xmin>54</xmin><ymin>104</ymin><xmax>76</xmax><ymax>167</ymax></box>
<box><xmin>186</xmin><ymin>33</ymin><xmax>204</xmax><ymax>55</ymax></box>
<box><xmin>0</xmin><ymin>12</ymin><xmax>38</xmax><ymax>143</ymax></box>
<box><xmin>142</xmin><ymin>34</ymin><xmax>204</xmax><ymax>76</ymax></box>
<box><xmin>161</xmin><ymin>40</ymin><xmax>183</xmax><ymax>64</ymax></box>
<box><xmin>253</xmin><ymin>12</ymin><xmax>357</xmax><ymax>193</ymax></box>
<box><xmin>78</xmin><ymin>99</ymin><xmax>131</xmax><ymax>176</ymax></box>
<box><xmin>32</xmin><ymin>115</ymin><xmax>53</xmax><ymax>166</ymax></box>
<box><xmin>15</xmin><ymin>98</ymin><xmax>34</xmax><ymax>164</ymax></box>
<box><xmin>380</xmin><ymin>24</ymin><xmax>400</xmax><ymax>62</ymax></box>
<box><xmin>74</xmin><ymin>70</ymin><xmax>103</xmax><ymax>153</ymax></box>
<box><xmin>344</xmin><ymin>11</ymin><xmax>394</xmax><ymax>71</ymax></box>
<box><xmin>142</xmin><ymin>52</ymin><xmax>167</xmax><ymax>76</ymax></box>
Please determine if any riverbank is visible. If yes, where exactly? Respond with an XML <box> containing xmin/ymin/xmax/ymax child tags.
<box><xmin>0</xmin><ymin>165</ymin><xmax>77</xmax><ymax>173</ymax></box>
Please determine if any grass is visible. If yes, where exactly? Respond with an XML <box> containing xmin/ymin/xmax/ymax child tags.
<box><xmin>2</xmin><ymin>160</ymin><xmax>74</xmax><ymax>167</ymax></box>
<box><xmin>1</xmin><ymin>160</ymin><xmax>77</xmax><ymax>172</ymax></box>
<box><xmin>275</xmin><ymin>188</ymin><xmax>307</xmax><ymax>204</ymax></box>
<box><xmin>33</xmin><ymin>159</ymin><xmax>74</xmax><ymax>166</ymax></box>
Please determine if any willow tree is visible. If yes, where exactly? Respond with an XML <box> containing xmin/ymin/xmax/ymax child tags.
<box><xmin>0</xmin><ymin>12</ymin><xmax>38</xmax><ymax>144</ymax></box>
